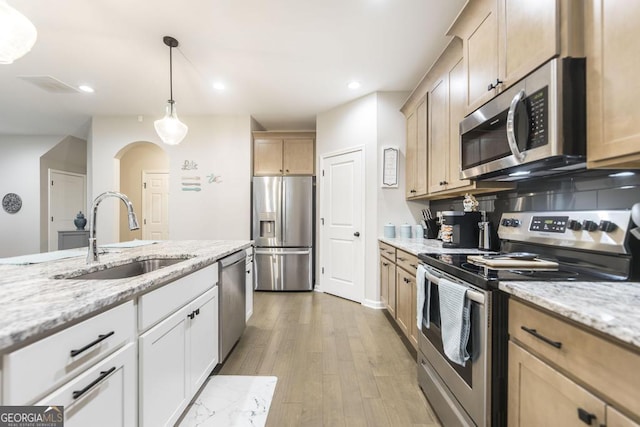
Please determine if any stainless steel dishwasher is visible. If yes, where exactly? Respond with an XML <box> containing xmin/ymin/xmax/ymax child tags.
<box><xmin>218</xmin><ymin>250</ymin><xmax>247</xmax><ymax>363</ymax></box>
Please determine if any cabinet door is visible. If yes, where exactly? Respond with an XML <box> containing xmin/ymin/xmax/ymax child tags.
<box><xmin>447</xmin><ymin>57</ymin><xmax>472</xmax><ymax>190</ymax></box>
<box><xmin>254</xmin><ymin>139</ymin><xmax>284</xmax><ymax>175</ymax></box>
<box><xmin>139</xmin><ymin>306</ymin><xmax>189</xmax><ymax>427</ymax></box>
<box><xmin>283</xmin><ymin>139</ymin><xmax>314</xmax><ymax>175</ymax></box>
<box><xmin>37</xmin><ymin>344</ymin><xmax>136</xmax><ymax>427</ymax></box>
<box><xmin>395</xmin><ymin>268</ymin><xmax>412</xmax><ymax>337</ymax></box>
<box><xmin>500</xmin><ymin>0</ymin><xmax>559</xmax><ymax>87</ymax></box>
<box><xmin>409</xmin><ymin>273</ymin><xmax>418</xmax><ymax>348</ymax></box>
<box><xmin>464</xmin><ymin>0</ymin><xmax>499</xmax><ymax>113</ymax></box>
<box><xmin>586</xmin><ymin>0</ymin><xmax>640</xmax><ymax>167</ymax></box>
<box><xmin>508</xmin><ymin>341</ymin><xmax>606</xmax><ymax>427</ymax></box>
<box><xmin>405</xmin><ymin>109</ymin><xmax>418</xmax><ymax>198</ymax></box>
<box><xmin>428</xmin><ymin>76</ymin><xmax>449</xmax><ymax>194</ymax></box>
<box><xmin>380</xmin><ymin>256</ymin><xmax>389</xmax><ymax>308</ymax></box>
<box><xmin>607</xmin><ymin>406</ymin><xmax>640</xmax><ymax>427</ymax></box>
<box><xmin>415</xmin><ymin>98</ymin><xmax>428</xmax><ymax>197</ymax></box>
<box><xmin>188</xmin><ymin>287</ymin><xmax>219</xmax><ymax>393</ymax></box>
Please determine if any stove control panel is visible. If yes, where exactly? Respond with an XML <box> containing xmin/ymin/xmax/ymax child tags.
<box><xmin>498</xmin><ymin>210</ymin><xmax>633</xmax><ymax>254</ymax></box>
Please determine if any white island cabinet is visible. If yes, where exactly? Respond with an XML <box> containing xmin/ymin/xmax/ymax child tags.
<box><xmin>138</xmin><ymin>263</ymin><xmax>219</xmax><ymax>427</ymax></box>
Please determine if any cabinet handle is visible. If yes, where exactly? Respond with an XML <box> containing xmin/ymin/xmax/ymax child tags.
<box><xmin>410</xmin><ymin>263</ymin><xmax>417</xmax><ymax>268</ymax></box>
<box><xmin>286</xmin><ymin>169</ymin><xmax>290</xmax><ymax>172</ymax></box>
<box><xmin>487</xmin><ymin>78</ymin><xmax>503</xmax><ymax>91</ymax></box>
<box><xmin>398</xmin><ymin>257</ymin><xmax>406</xmax><ymax>261</ymax></box>
<box><xmin>188</xmin><ymin>312</ymin><xmax>195</xmax><ymax>320</ymax></box>
<box><xmin>521</xmin><ymin>326</ymin><xmax>562</xmax><ymax>349</ymax></box>
<box><xmin>410</xmin><ymin>189</ymin><xmax>416</xmax><ymax>193</ymax></box>
<box><xmin>382</xmin><ymin>262</ymin><xmax>389</xmax><ymax>266</ymax></box>
<box><xmin>577</xmin><ymin>408</ymin><xmax>596</xmax><ymax>425</ymax></box>
<box><xmin>70</xmin><ymin>331</ymin><xmax>115</xmax><ymax>357</ymax></box>
<box><xmin>386</xmin><ymin>251</ymin><xmax>394</xmax><ymax>255</ymax></box>
<box><xmin>195</xmin><ymin>308</ymin><xmax>200</xmax><ymax>316</ymax></box>
<box><xmin>279</xmin><ymin>169</ymin><xmax>283</xmax><ymax>172</ymax></box>
<box><xmin>72</xmin><ymin>367</ymin><xmax>116</xmax><ymax>399</ymax></box>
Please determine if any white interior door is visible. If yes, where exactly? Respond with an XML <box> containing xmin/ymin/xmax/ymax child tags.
<box><xmin>142</xmin><ymin>171</ymin><xmax>169</xmax><ymax>240</ymax></box>
<box><xmin>320</xmin><ymin>149</ymin><xmax>364</xmax><ymax>302</ymax></box>
<box><xmin>48</xmin><ymin>170</ymin><xmax>86</xmax><ymax>251</ymax></box>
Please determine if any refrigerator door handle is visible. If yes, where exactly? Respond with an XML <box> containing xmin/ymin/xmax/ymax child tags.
<box><xmin>282</xmin><ymin>178</ymin><xmax>286</xmax><ymax>244</ymax></box>
<box><xmin>255</xmin><ymin>249</ymin><xmax>310</xmax><ymax>255</ymax></box>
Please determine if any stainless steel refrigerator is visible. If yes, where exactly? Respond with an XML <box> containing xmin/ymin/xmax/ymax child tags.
<box><xmin>252</xmin><ymin>176</ymin><xmax>314</xmax><ymax>291</ymax></box>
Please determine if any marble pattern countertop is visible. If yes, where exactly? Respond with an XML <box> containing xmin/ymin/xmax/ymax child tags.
<box><xmin>0</xmin><ymin>240</ymin><xmax>252</xmax><ymax>353</ymax></box>
<box><xmin>379</xmin><ymin>236</ymin><xmax>640</xmax><ymax>350</ymax></box>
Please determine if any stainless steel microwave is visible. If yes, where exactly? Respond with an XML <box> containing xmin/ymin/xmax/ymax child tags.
<box><xmin>459</xmin><ymin>58</ymin><xmax>586</xmax><ymax>181</ymax></box>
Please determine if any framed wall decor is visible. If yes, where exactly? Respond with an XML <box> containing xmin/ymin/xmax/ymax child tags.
<box><xmin>382</xmin><ymin>147</ymin><xmax>399</xmax><ymax>188</ymax></box>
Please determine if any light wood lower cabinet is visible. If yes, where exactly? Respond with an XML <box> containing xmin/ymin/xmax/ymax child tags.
<box><xmin>508</xmin><ymin>299</ymin><xmax>640</xmax><ymax>426</ymax></box>
<box><xmin>379</xmin><ymin>256</ymin><xmax>396</xmax><ymax>318</ymax></box>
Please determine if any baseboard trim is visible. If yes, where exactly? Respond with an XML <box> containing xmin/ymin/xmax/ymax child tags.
<box><xmin>362</xmin><ymin>299</ymin><xmax>385</xmax><ymax>309</ymax></box>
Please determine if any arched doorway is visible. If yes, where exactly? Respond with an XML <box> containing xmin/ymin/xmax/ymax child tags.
<box><xmin>116</xmin><ymin>142</ymin><xmax>169</xmax><ymax>241</ymax></box>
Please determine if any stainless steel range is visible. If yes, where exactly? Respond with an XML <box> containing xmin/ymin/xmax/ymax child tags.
<box><xmin>416</xmin><ymin>209</ymin><xmax>638</xmax><ymax>427</ymax></box>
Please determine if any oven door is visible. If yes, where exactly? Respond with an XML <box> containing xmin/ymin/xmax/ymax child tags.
<box><xmin>418</xmin><ymin>265</ymin><xmax>492</xmax><ymax>427</ymax></box>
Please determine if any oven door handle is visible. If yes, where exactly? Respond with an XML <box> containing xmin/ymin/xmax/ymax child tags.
<box><xmin>424</xmin><ymin>269</ymin><xmax>485</xmax><ymax>305</ymax></box>
<box><xmin>506</xmin><ymin>89</ymin><xmax>527</xmax><ymax>163</ymax></box>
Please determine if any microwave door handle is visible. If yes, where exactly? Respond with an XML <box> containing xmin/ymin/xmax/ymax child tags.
<box><xmin>506</xmin><ymin>89</ymin><xmax>527</xmax><ymax>162</ymax></box>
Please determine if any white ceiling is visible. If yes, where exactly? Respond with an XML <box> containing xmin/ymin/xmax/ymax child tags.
<box><xmin>0</xmin><ymin>0</ymin><xmax>465</xmax><ymax>137</ymax></box>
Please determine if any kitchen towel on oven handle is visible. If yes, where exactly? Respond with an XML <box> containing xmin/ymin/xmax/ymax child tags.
<box><xmin>416</xmin><ymin>265</ymin><xmax>429</xmax><ymax>329</ymax></box>
<box><xmin>438</xmin><ymin>278</ymin><xmax>471</xmax><ymax>366</ymax></box>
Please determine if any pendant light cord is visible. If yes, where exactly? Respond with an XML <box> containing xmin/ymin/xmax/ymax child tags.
<box><xmin>169</xmin><ymin>44</ymin><xmax>174</xmax><ymax>113</ymax></box>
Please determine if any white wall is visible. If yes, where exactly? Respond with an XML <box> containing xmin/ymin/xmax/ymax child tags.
<box><xmin>89</xmin><ymin>115</ymin><xmax>252</xmax><ymax>244</ymax></box>
<box><xmin>316</xmin><ymin>92</ymin><xmax>421</xmax><ymax>307</ymax></box>
<box><xmin>0</xmin><ymin>135</ymin><xmax>66</xmax><ymax>257</ymax></box>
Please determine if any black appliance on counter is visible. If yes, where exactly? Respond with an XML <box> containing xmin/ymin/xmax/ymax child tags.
<box><xmin>416</xmin><ymin>209</ymin><xmax>638</xmax><ymax>427</ymax></box>
<box><xmin>440</xmin><ymin>211</ymin><xmax>482</xmax><ymax>248</ymax></box>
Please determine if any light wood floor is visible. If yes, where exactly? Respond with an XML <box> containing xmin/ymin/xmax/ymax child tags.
<box><xmin>219</xmin><ymin>291</ymin><xmax>441</xmax><ymax>427</ymax></box>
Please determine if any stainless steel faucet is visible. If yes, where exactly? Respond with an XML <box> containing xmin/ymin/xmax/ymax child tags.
<box><xmin>87</xmin><ymin>191</ymin><xmax>140</xmax><ymax>263</ymax></box>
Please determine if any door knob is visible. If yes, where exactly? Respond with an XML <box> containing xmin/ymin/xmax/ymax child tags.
<box><xmin>354</xmin><ymin>232</ymin><xmax>360</xmax><ymax>237</ymax></box>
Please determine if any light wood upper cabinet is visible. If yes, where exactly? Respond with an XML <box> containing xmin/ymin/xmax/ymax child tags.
<box><xmin>449</xmin><ymin>0</ymin><xmax>578</xmax><ymax>114</ymax></box>
<box><xmin>585</xmin><ymin>0</ymin><xmax>640</xmax><ymax>168</ymax></box>
<box><xmin>254</xmin><ymin>139</ymin><xmax>284</xmax><ymax>175</ymax></box>
<box><xmin>404</xmin><ymin>98</ymin><xmax>428</xmax><ymax>199</ymax></box>
<box><xmin>253</xmin><ymin>131</ymin><xmax>315</xmax><ymax>176</ymax></box>
<box><xmin>428</xmin><ymin>76</ymin><xmax>449</xmax><ymax>194</ymax></box>
<box><xmin>500</xmin><ymin>0</ymin><xmax>559</xmax><ymax>89</ymax></box>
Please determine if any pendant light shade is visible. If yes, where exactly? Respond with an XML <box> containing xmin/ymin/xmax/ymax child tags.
<box><xmin>154</xmin><ymin>36</ymin><xmax>188</xmax><ymax>145</ymax></box>
<box><xmin>0</xmin><ymin>0</ymin><xmax>37</xmax><ymax>65</ymax></box>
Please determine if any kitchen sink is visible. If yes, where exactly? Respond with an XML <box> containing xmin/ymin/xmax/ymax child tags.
<box><xmin>59</xmin><ymin>257</ymin><xmax>190</xmax><ymax>280</ymax></box>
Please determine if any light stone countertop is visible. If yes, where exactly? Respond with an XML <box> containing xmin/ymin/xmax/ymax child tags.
<box><xmin>0</xmin><ymin>240</ymin><xmax>252</xmax><ymax>353</ymax></box>
<box><xmin>379</xmin><ymin>237</ymin><xmax>640</xmax><ymax>350</ymax></box>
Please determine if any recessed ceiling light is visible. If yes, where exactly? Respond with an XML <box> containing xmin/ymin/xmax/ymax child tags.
<box><xmin>348</xmin><ymin>81</ymin><xmax>361</xmax><ymax>90</ymax></box>
<box><xmin>508</xmin><ymin>170</ymin><xmax>530</xmax><ymax>177</ymax></box>
<box><xmin>78</xmin><ymin>85</ymin><xmax>94</xmax><ymax>93</ymax></box>
<box><xmin>213</xmin><ymin>82</ymin><xmax>225</xmax><ymax>91</ymax></box>
<box><xmin>608</xmin><ymin>171</ymin><xmax>635</xmax><ymax>178</ymax></box>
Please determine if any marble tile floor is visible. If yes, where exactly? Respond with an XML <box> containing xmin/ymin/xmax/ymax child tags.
<box><xmin>178</xmin><ymin>375</ymin><xmax>278</xmax><ymax>427</ymax></box>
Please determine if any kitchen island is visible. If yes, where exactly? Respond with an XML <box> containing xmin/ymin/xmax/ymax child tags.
<box><xmin>0</xmin><ymin>239</ymin><xmax>252</xmax><ymax>426</ymax></box>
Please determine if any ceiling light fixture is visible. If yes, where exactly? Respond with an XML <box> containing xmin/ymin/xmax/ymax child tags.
<box><xmin>348</xmin><ymin>81</ymin><xmax>361</xmax><ymax>90</ymax></box>
<box><xmin>0</xmin><ymin>0</ymin><xmax>37</xmax><ymax>64</ymax></box>
<box><xmin>78</xmin><ymin>85</ymin><xmax>94</xmax><ymax>93</ymax></box>
<box><xmin>213</xmin><ymin>82</ymin><xmax>225</xmax><ymax>91</ymax></box>
<box><xmin>154</xmin><ymin>36</ymin><xmax>188</xmax><ymax>146</ymax></box>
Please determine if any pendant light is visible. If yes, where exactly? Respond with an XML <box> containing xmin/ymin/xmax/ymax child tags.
<box><xmin>154</xmin><ymin>36</ymin><xmax>188</xmax><ymax>145</ymax></box>
<box><xmin>0</xmin><ymin>0</ymin><xmax>37</xmax><ymax>64</ymax></box>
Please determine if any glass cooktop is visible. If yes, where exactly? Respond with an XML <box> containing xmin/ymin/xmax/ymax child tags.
<box><xmin>418</xmin><ymin>252</ymin><xmax>609</xmax><ymax>289</ymax></box>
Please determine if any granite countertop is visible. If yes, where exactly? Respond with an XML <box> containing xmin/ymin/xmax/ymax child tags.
<box><xmin>0</xmin><ymin>240</ymin><xmax>252</xmax><ymax>353</ymax></box>
<box><xmin>378</xmin><ymin>236</ymin><xmax>491</xmax><ymax>256</ymax></box>
<box><xmin>379</xmin><ymin>236</ymin><xmax>640</xmax><ymax>350</ymax></box>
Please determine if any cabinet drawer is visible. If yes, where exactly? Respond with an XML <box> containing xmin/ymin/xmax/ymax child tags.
<box><xmin>509</xmin><ymin>299</ymin><xmax>640</xmax><ymax>415</ymax></box>
<box><xmin>3</xmin><ymin>301</ymin><xmax>134</xmax><ymax>405</ymax></box>
<box><xmin>138</xmin><ymin>263</ymin><xmax>218</xmax><ymax>332</ymax></box>
<box><xmin>36</xmin><ymin>343</ymin><xmax>136</xmax><ymax>427</ymax></box>
<box><xmin>396</xmin><ymin>250</ymin><xmax>418</xmax><ymax>275</ymax></box>
<box><xmin>378</xmin><ymin>241</ymin><xmax>396</xmax><ymax>262</ymax></box>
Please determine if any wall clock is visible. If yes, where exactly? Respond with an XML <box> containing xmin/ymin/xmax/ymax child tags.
<box><xmin>2</xmin><ymin>193</ymin><xmax>22</xmax><ymax>214</ymax></box>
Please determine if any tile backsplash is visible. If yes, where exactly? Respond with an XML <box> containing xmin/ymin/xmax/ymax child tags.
<box><xmin>429</xmin><ymin>169</ymin><xmax>640</xmax><ymax>227</ymax></box>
